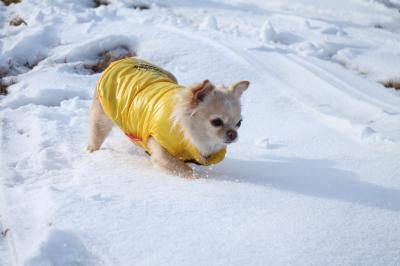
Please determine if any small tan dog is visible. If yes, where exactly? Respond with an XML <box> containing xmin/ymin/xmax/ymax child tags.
<box><xmin>87</xmin><ymin>57</ymin><xmax>249</xmax><ymax>178</ymax></box>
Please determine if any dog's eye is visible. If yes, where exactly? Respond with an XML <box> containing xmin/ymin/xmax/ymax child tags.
<box><xmin>236</xmin><ymin>119</ymin><xmax>242</xmax><ymax>128</ymax></box>
<box><xmin>210</xmin><ymin>118</ymin><xmax>224</xmax><ymax>127</ymax></box>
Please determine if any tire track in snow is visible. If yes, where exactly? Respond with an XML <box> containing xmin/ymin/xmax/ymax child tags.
<box><xmin>250</xmin><ymin>53</ymin><xmax>399</xmax><ymax>146</ymax></box>
<box><xmin>155</xmin><ymin>25</ymin><xmax>399</xmax><ymax>147</ymax></box>
<box><xmin>287</xmin><ymin>55</ymin><xmax>400</xmax><ymax>113</ymax></box>
<box><xmin>256</xmin><ymin>53</ymin><xmax>400</xmax><ymax>145</ymax></box>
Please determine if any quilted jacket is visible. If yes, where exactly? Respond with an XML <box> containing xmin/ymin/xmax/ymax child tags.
<box><xmin>97</xmin><ymin>57</ymin><xmax>226</xmax><ymax>165</ymax></box>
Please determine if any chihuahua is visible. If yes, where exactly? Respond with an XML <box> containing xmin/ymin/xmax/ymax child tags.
<box><xmin>87</xmin><ymin>57</ymin><xmax>249</xmax><ymax>179</ymax></box>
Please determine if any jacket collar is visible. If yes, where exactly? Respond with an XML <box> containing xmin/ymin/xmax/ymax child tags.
<box><xmin>185</xmin><ymin>140</ymin><xmax>226</xmax><ymax>166</ymax></box>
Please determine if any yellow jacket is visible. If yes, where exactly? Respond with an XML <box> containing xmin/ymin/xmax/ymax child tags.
<box><xmin>97</xmin><ymin>57</ymin><xmax>226</xmax><ymax>166</ymax></box>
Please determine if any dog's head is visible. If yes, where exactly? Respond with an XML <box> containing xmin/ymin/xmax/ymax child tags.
<box><xmin>174</xmin><ymin>80</ymin><xmax>249</xmax><ymax>155</ymax></box>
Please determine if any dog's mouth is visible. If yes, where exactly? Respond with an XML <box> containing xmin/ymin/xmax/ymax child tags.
<box><xmin>224</xmin><ymin>139</ymin><xmax>237</xmax><ymax>144</ymax></box>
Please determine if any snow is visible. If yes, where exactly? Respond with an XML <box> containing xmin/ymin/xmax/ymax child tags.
<box><xmin>26</xmin><ymin>229</ymin><xmax>100</xmax><ymax>266</ymax></box>
<box><xmin>1</xmin><ymin>0</ymin><xmax>400</xmax><ymax>265</ymax></box>
<box><xmin>259</xmin><ymin>20</ymin><xmax>276</xmax><ymax>43</ymax></box>
<box><xmin>199</xmin><ymin>15</ymin><xmax>218</xmax><ymax>31</ymax></box>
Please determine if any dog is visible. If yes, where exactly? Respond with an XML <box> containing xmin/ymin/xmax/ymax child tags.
<box><xmin>87</xmin><ymin>57</ymin><xmax>249</xmax><ymax>179</ymax></box>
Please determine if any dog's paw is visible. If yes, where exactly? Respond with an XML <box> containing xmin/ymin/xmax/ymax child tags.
<box><xmin>189</xmin><ymin>172</ymin><xmax>201</xmax><ymax>179</ymax></box>
<box><xmin>86</xmin><ymin>145</ymin><xmax>98</xmax><ymax>153</ymax></box>
<box><xmin>181</xmin><ymin>170</ymin><xmax>201</xmax><ymax>179</ymax></box>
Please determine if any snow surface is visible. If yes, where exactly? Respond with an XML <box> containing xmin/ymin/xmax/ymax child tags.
<box><xmin>1</xmin><ymin>0</ymin><xmax>400</xmax><ymax>265</ymax></box>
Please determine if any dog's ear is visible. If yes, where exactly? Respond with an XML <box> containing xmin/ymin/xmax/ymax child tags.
<box><xmin>192</xmin><ymin>80</ymin><xmax>214</xmax><ymax>103</ymax></box>
<box><xmin>229</xmin><ymin>80</ymin><xmax>249</xmax><ymax>97</ymax></box>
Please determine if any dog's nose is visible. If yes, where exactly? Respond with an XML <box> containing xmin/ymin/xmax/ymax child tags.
<box><xmin>226</xmin><ymin>130</ymin><xmax>237</xmax><ymax>141</ymax></box>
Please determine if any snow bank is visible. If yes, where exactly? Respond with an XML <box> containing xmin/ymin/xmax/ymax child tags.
<box><xmin>48</xmin><ymin>34</ymin><xmax>138</xmax><ymax>64</ymax></box>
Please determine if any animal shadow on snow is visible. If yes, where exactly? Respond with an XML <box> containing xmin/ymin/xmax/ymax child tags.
<box><xmin>212</xmin><ymin>157</ymin><xmax>400</xmax><ymax>212</ymax></box>
<box><xmin>26</xmin><ymin>230</ymin><xmax>100</xmax><ymax>266</ymax></box>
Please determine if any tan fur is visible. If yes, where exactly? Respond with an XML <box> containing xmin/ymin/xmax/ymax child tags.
<box><xmin>87</xmin><ymin>90</ymin><xmax>113</xmax><ymax>152</ymax></box>
<box><xmin>148</xmin><ymin>137</ymin><xmax>197</xmax><ymax>179</ymax></box>
<box><xmin>87</xmin><ymin>68</ymin><xmax>249</xmax><ymax>179</ymax></box>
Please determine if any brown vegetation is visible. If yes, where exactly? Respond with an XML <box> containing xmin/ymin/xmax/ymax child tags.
<box><xmin>0</xmin><ymin>83</ymin><xmax>9</xmax><ymax>95</ymax></box>
<box><xmin>1</xmin><ymin>0</ymin><xmax>21</xmax><ymax>6</ymax></box>
<box><xmin>92</xmin><ymin>0</ymin><xmax>150</xmax><ymax>9</ymax></box>
<box><xmin>382</xmin><ymin>80</ymin><xmax>400</xmax><ymax>90</ymax></box>
<box><xmin>84</xmin><ymin>46</ymin><xmax>135</xmax><ymax>73</ymax></box>
<box><xmin>9</xmin><ymin>16</ymin><xmax>27</xmax><ymax>26</ymax></box>
<box><xmin>93</xmin><ymin>0</ymin><xmax>109</xmax><ymax>8</ymax></box>
<box><xmin>131</xmin><ymin>3</ymin><xmax>150</xmax><ymax>10</ymax></box>
<box><xmin>0</xmin><ymin>79</ymin><xmax>16</xmax><ymax>96</ymax></box>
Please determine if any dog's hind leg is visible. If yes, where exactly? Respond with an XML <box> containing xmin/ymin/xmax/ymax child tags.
<box><xmin>87</xmin><ymin>90</ymin><xmax>113</xmax><ymax>152</ymax></box>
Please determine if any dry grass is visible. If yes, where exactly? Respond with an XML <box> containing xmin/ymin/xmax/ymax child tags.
<box><xmin>0</xmin><ymin>83</ymin><xmax>9</xmax><ymax>95</ymax></box>
<box><xmin>92</xmin><ymin>0</ymin><xmax>150</xmax><ymax>9</ymax></box>
<box><xmin>1</xmin><ymin>0</ymin><xmax>21</xmax><ymax>6</ymax></box>
<box><xmin>1</xmin><ymin>228</ymin><xmax>10</xmax><ymax>237</ymax></box>
<box><xmin>23</xmin><ymin>59</ymin><xmax>42</xmax><ymax>70</ymax></box>
<box><xmin>93</xmin><ymin>0</ymin><xmax>109</xmax><ymax>8</ymax></box>
<box><xmin>0</xmin><ymin>67</ymin><xmax>16</xmax><ymax>95</ymax></box>
<box><xmin>382</xmin><ymin>80</ymin><xmax>400</xmax><ymax>90</ymax></box>
<box><xmin>0</xmin><ymin>66</ymin><xmax>19</xmax><ymax>96</ymax></box>
<box><xmin>0</xmin><ymin>79</ymin><xmax>16</xmax><ymax>96</ymax></box>
<box><xmin>9</xmin><ymin>16</ymin><xmax>27</xmax><ymax>26</ymax></box>
<box><xmin>84</xmin><ymin>46</ymin><xmax>135</xmax><ymax>73</ymax></box>
<box><xmin>131</xmin><ymin>3</ymin><xmax>150</xmax><ymax>10</ymax></box>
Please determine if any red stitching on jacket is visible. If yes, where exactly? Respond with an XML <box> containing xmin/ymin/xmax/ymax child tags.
<box><xmin>125</xmin><ymin>133</ymin><xmax>142</xmax><ymax>142</ymax></box>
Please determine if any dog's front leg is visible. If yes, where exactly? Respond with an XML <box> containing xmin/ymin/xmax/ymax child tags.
<box><xmin>148</xmin><ymin>137</ymin><xmax>198</xmax><ymax>179</ymax></box>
